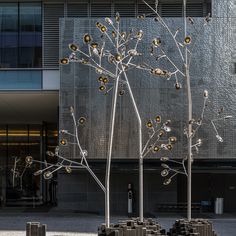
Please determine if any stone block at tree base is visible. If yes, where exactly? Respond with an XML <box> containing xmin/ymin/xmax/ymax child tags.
<box><xmin>98</xmin><ymin>218</ymin><xmax>217</xmax><ymax>236</ymax></box>
<box><xmin>168</xmin><ymin>219</ymin><xmax>217</xmax><ymax>236</ymax></box>
<box><xmin>98</xmin><ymin>218</ymin><xmax>167</xmax><ymax>236</ymax></box>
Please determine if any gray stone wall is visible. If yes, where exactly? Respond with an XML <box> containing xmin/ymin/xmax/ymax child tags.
<box><xmin>58</xmin><ymin>1</ymin><xmax>236</xmax><ymax>214</ymax></box>
<box><xmin>57</xmin><ymin>168</ymin><xmax>177</xmax><ymax>215</ymax></box>
<box><xmin>59</xmin><ymin>14</ymin><xmax>235</xmax><ymax>160</ymax></box>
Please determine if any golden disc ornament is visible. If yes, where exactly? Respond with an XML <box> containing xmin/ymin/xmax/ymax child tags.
<box><xmin>115</xmin><ymin>54</ymin><xmax>123</xmax><ymax>62</ymax></box>
<box><xmin>136</xmin><ymin>30</ymin><xmax>143</xmax><ymax>40</ymax></box>
<box><xmin>160</xmin><ymin>157</ymin><xmax>169</xmax><ymax>162</ymax></box>
<box><xmin>44</xmin><ymin>171</ymin><xmax>53</xmax><ymax>180</ymax></box>
<box><xmin>184</xmin><ymin>36</ymin><xmax>191</xmax><ymax>44</ymax></box>
<box><xmin>60</xmin><ymin>139</ymin><xmax>67</xmax><ymax>146</ymax></box>
<box><xmin>69</xmin><ymin>43</ymin><xmax>79</xmax><ymax>52</ymax></box>
<box><xmin>163</xmin><ymin>178</ymin><xmax>171</xmax><ymax>185</ymax></box>
<box><xmin>91</xmin><ymin>42</ymin><xmax>98</xmax><ymax>49</ymax></box>
<box><xmin>83</xmin><ymin>34</ymin><xmax>92</xmax><ymax>44</ymax></box>
<box><xmin>137</xmin><ymin>14</ymin><xmax>145</xmax><ymax>20</ymax></box>
<box><xmin>112</xmin><ymin>31</ymin><xmax>116</xmax><ymax>38</ymax></box>
<box><xmin>99</xmin><ymin>85</ymin><xmax>106</xmax><ymax>92</ymax></box>
<box><xmin>65</xmin><ymin>166</ymin><xmax>72</xmax><ymax>174</ymax></box>
<box><xmin>96</xmin><ymin>22</ymin><xmax>102</xmax><ymax>28</ymax></box>
<box><xmin>79</xmin><ymin>117</ymin><xmax>86</xmax><ymax>125</ymax></box>
<box><xmin>98</xmin><ymin>76</ymin><xmax>104</xmax><ymax>82</ymax></box>
<box><xmin>175</xmin><ymin>82</ymin><xmax>181</xmax><ymax>90</ymax></box>
<box><xmin>153</xmin><ymin>146</ymin><xmax>160</xmax><ymax>153</ymax></box>
<box><xmin>169</xmin><ymin>136</ymin><xmax>177</xmax><ymax>143</ymax></box>
<box><xmin>146</xmin><ymin>120</ymin><xmax>153</xmax><ymax>128</ymax></box>
<box><xmin>100</xmin><ymin>25</ymin><xmax>107</xmax><ymax>33</ymax></box>
<box><xmin>159</xmin><ymin>130</ymin><xmax>164</xmax><ymax>137</ymax></box>
<box><xmin>152</xmin><ymin>38</ymin><xmax>161</xmax><ymax>47</ymax></box>
<box><xmin>161</xmin><ymin>169</ymin><xmax>169</xmax><ymax>177</ymax></box>
<box><xmin>59</xmin><ymin>58</ymin><xmax>69</xmax><ymax>65</ymax></box>
<box><xmin>119</xmin><ymin>90</ymin><xmax>125</xmax><ymax>96</ymax></box>
<box><xmin>115</xmin><ymin>12</ymin><xmax>120</xmax><ymax>22</ymax></box>
<box><xmin>155</xmin><ymin>115</ymin><xmax>161</xmax><ymax>123</ymax></box>
<box><xmin>102</xmin><ymin>77</ymin><xmax>109</xmax><ymax>84</ymax></box>
<box><xmin>25</xmin><ymin>156</ymin><xmax>33</xmax><ymax>165</ymax></box>
<box><xmin>81</xmin><ymin>59</ymin><xmax>89</xmax><ymax>65</ymax></box>
<box><xmin>167</xmin><ymin>144</ymin><xmax>173</xmax><ymax>150</ymax></box>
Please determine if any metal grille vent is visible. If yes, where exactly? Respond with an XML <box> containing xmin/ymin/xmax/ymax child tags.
<box><xmin>114</xmin><ymin>4</ymin><xmax>136</xmax><ymax>17</ymax></box>
<box><xmin>186</xmin><ymin>4</ymin><xmax>204</xmax><ymax>17</ymax></box>
<box><xmin>137</xmin><ymin>3</ymin><xmax>156</xmax><ymax>17</ymax></box>
<box><xmin>43</xmin><ymin>3</ymin><xmax>64</xmax><ymax>68</ymax></box>
<box><xmin>91</xmin><ymin>3</ymin><xmax>112</xmax><ymax>17</ymax></box>
<box><xmin>67</xmin><ymin>3</ymin><xmax>89</xmax><ymax>17</ymax></box>
<box><xmin>206</xmin><ymin>3</ymin><xmax>212</xmax><ymax>15</ymax></box>
<box><xmin>161</xmin><ymin>4</ymin><xmax>183</xmax><ymax>17</ymax></box>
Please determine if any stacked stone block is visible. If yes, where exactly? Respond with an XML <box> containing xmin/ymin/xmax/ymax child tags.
<box><xmin>168</xmin><ymin>219</ymin><xmax>217</xmax><ymax>236</ymax></box>
<box><xmin>98</xmin><ymin>218</ymin><xmax>167</xmax><ymax>236</ymax></box>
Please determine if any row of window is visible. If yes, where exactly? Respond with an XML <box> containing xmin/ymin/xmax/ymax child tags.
<box><xmin>66</xmin><ymin>2</ymin><xmax>211</xmax><ymax>18</ymax></box>
<box><xmin>0</xmin><ymin>3</ymin><xmax>42</xmax><ymax>68</ymax></box>
<box><xmin>0</xmin><ymin>1</ymin><xmax>211</xmax><ymax>69</ymax></box>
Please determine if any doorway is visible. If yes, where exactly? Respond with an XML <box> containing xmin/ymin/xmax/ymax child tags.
<box><xmin>0</xmin><ymin>123</ymin><xmax>58</xmax><ymax>207</ymax></box>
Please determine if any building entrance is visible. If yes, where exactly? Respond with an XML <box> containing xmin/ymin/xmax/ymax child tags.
<box><xmin>0</xmin><ymin>123</ymin><xmax>57</xmax><ymax>208</ymax></box>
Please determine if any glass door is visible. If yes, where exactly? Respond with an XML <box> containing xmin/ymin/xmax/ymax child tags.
<box><xmin>0</xmin><ymin>123</ymin><xmax>57</xmax><ymax>207</ymax></box>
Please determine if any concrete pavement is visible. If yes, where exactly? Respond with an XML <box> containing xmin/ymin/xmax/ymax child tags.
<box><xmin>0</xmin><ymin>212</ymin><xmax>235</xmax><ymax>235</ymax></box>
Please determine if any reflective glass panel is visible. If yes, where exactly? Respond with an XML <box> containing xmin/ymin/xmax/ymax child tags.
<box><xmin>0</xmin><ymin>70</ymin><xmax>42</xmax><ymax>89</ymax></box>
<box><xmin>0</xmin><ymin>3</ymin><xmax>42</xmax><ymax>68</ymax></box>
<box><xmin>0</xmin><ymin>3</ymin><xmax>18</xmax><ymax>68</ymax></box>
<box><xmin>19</xmin><ymin>3</ymin><xmax>42</xmax><ymax>68</ymax></box>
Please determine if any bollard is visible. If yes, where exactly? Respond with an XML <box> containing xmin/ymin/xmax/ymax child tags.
<box><xmin>26</xmin><ymin>222</ymin><xmax>32</xmax><ymax>236</ymax></box>
<box><xmin>39</xmin><ymin>224</ymin><xmax>47</xmax><ymax>236</ymax></box>
<box><xmin>26</xmin><ymin>222</ymin><xmax>47</xmax><ymax>236</ymax></box>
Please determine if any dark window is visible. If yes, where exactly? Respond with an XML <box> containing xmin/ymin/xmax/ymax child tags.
<box><xmin>0</xmin><ymin>70</ymin><xmax>42</xmax><ymax>89</ymax></box>
<box><xmin>0</xmin><ymin>3</ymin><xmax>42</xmax><ymax>68</ymax></box>
<box><xmin>114</xmin><ymin>4</ymin><xmax>136</xmax><ymax>17</ymax></box>
<box><xmin>67</xmin><ymin>3</ymin><xmax>89</xmax><ymax>17</ymax></box>
<box><xmin>161</xmin><ymin>4</ymin><xmax>183</xmax><ymax>17</ymax></box>
<box><xmin>0</xmin><ymin>3</ymin><xmax>18</xmax><ymax>68</ymax></box>
<box><xmin>137</xmin><ymin>3</ymin><xmax>156</xmax><ymax>17</ymax></box>
<box><xmin>91</xmin><ymin>3</ymin><xmax>112</xmax><ymax>17</ymax></box>
<box><xmin>186</xmin><ymin>4</ymin><xmax>204</xmax><ymax>17</ymax></box>
<box><xmin>159</xmin><ymin>1</ymin><xmax>211</xmax><ymax>17</ymax></box>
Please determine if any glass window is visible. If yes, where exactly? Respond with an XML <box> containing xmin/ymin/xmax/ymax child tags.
<box><xmin>19</xmin><ymin>3</ymin><xmax>42</xmax><ymax>68</ymax></box>
<box><xmin>0</xmin><ymin>3</ymin><xmax>18</xmax><ymax>68</ymax></box>
<box><xmin>0</xmin><ymin>70</ymin><xmax>42</xmax><ymax>89</ymax></box>
<box><xmin>0</xmin><ymin>3</ymin><xmax>42</xmax><ymax>68</ymax></box>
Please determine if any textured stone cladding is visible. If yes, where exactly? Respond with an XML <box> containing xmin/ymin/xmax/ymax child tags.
<box><xmin>59</xmin><ymin>6</ymin><xmax>235</xmax><ymax>159</ymax></box>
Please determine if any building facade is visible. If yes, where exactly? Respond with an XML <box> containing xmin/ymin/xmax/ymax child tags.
<box><xmin>1</xmin><ymin>0</ymin><xmax>236</xmax><ymax>216</ymax></box>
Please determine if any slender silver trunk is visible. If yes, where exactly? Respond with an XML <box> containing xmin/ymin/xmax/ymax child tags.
<box><xmin>105</xmin><ymin>75</ymin><xmax>120</xmax><ymax>227</ymax></box>
<box><xmin>183</xmin><ymin>0</ymin><xmax>192</xmax><ymax>222</ymax></box>
<box><xmin>186</xmin><ymin>69</ymin><xmax>192</xmax><ymax>222</ymax></box>
<box><xmin>139</xmin><ymin>158</ymin><xmax>143</xmax><ymax>221</ymax></box>
<box><xmin>123</xmin><ymin>71</ymin><xmax>143</xmax><ymax>222</ymax></box>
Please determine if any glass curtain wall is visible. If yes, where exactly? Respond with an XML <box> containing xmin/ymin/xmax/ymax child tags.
<box><xmin>0</xmin><ymin>2</ymin><xmax>42</xmax><ymax>68</ymax></box>
<box><xmin>0</xmin><ymin>124</ymin><xmax>57</xmax><ymax>207</ymax></box>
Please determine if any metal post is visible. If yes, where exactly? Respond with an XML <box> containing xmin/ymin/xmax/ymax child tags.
<box><xmin>183</xmin><ymin>0</ymin><xmax>192</xmax><ymax>222</ymax></box>
<box><xmin>105</xmin><ymin>75</ymin><xmax>120</xmax><ymax>227</ymax></box>
<box><xmin>123</xmin><ymin>70</ymin><xmax>143</xmax><ymax>222</ymax></box>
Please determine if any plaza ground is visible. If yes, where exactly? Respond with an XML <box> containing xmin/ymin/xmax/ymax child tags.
<box><xmin>0</xmin><ymin>210</ymin><xmax>236</xmax><ymax>236</ymax></box>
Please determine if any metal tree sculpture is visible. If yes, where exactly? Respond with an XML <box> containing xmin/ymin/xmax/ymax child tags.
<box><xmin>11</xmin><ymin>156</ymin><xmax>31</xmax><ymax>190</ymax></box>
<box><xmin>58</xmin><ymin>14</ymin><xmax>177</xmax><ymax>226</ymax></box>
<box><xmin>140</xmin><ymin>0</ymin><xmax>232</xmax><ymax>221</ymax></box>
<box><xmin>25</xmin><ymin>107</ymin><xmax>105</xmax><ymax>192</ymax></box>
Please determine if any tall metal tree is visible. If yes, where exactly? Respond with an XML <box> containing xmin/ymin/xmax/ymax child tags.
<box><xmin>32</xmin><ymin>15</ymin><xmax>176</xmax><ymax>227</ymax></box>
<box><xmin>141</xmin><ymin>0</ymin><xmax>232</xmax><ymax>221</ymax></box>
